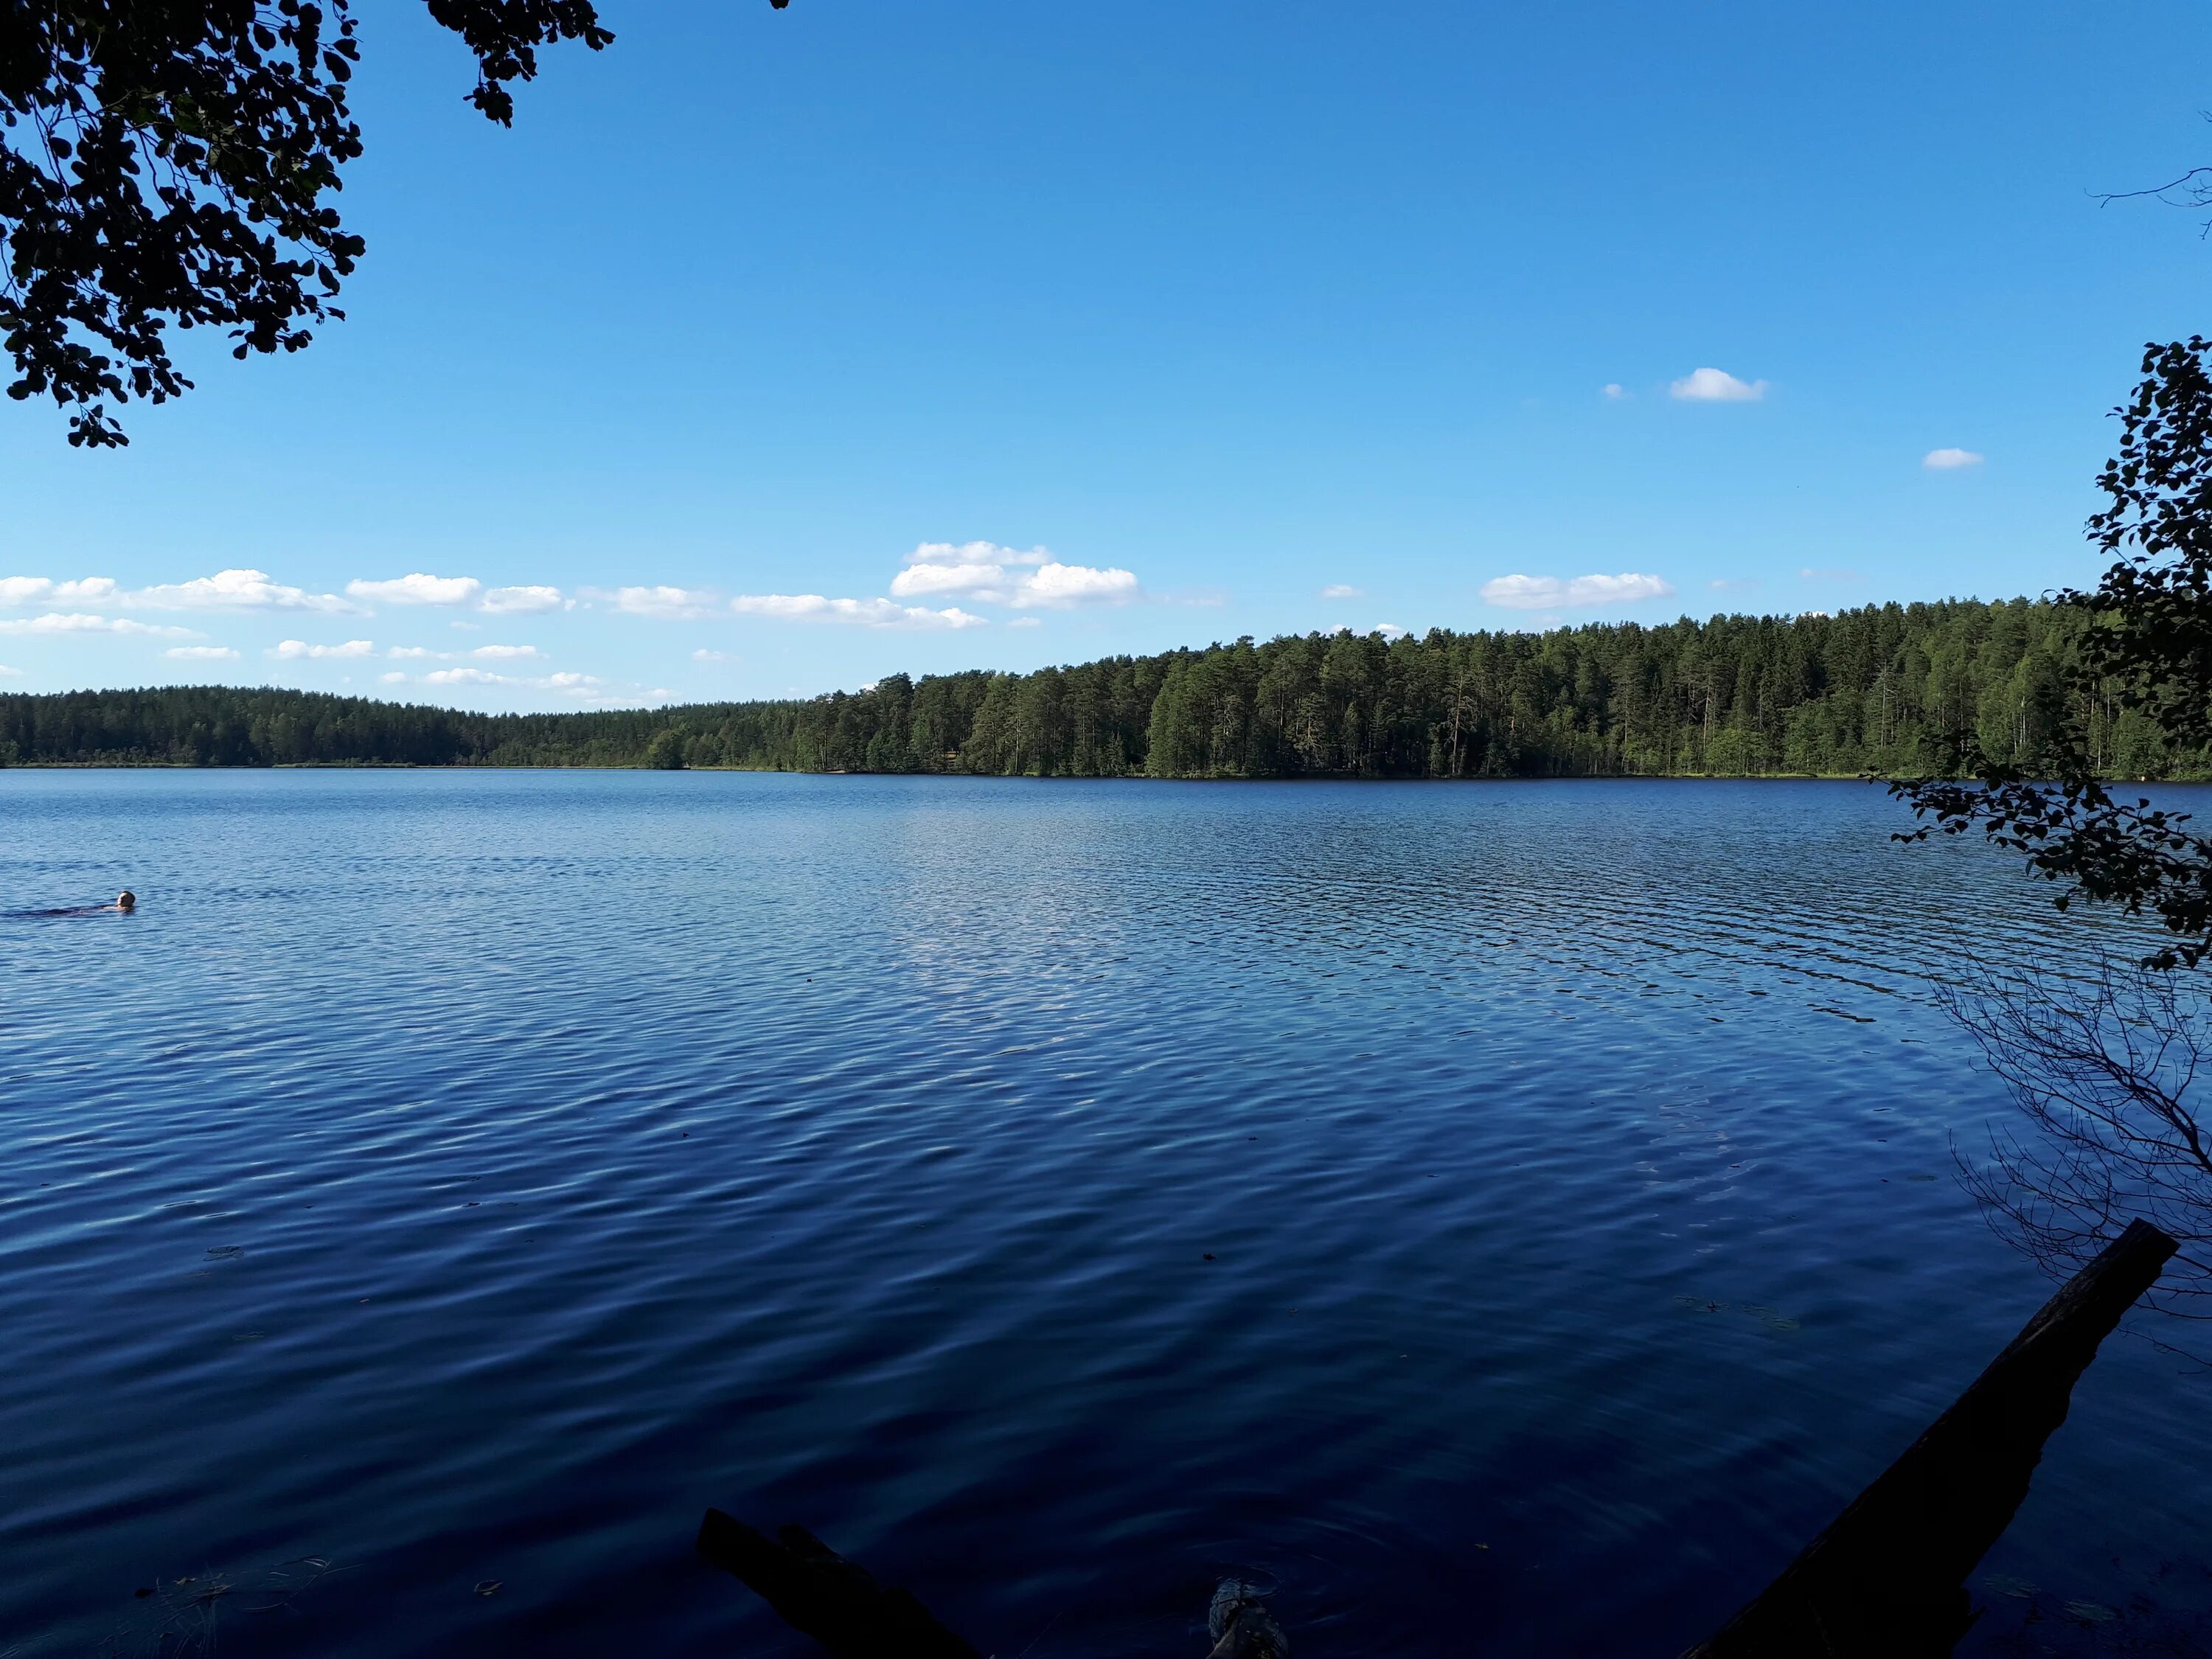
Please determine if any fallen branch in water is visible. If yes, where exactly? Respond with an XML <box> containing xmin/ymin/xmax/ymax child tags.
<box><xmin>694</xmin><ymin>1510</ymin><xmax>981</xmax><ymax>1659</ymax></box>
<box><xmin>1683</xmin><ymin>1217</ymin><xmax>2177</xmax><ymax>1658</ymax></box>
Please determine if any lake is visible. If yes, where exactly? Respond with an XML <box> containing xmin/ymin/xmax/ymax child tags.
<box><xmin>2</xmin><ymin>771</ymin><xmax>2206</xmax><ymax>1657</ymax></box>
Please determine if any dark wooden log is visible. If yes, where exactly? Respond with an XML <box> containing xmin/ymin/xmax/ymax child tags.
<box><xmin>1683</xmin><ymin>1217</ymin><xmax>2178</xmax><ymax>1659</ymax></box>
<box><xmin>695</xmin><ymin>1509</ymin><xmax>984</xmax><ymax>1659</ymax></box>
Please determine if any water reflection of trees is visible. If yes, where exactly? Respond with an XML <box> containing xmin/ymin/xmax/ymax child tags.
<box><xmin>1946</xmin><ymin>959</ymin><xmax>2212</xmax><ymax>1333</ymax></box>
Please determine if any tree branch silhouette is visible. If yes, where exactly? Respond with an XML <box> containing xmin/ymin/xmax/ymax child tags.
<box><xmin>1893</xmin><ymin>338</ymin><xmax>2212</xmax><ymax>969</ymax></box>
<box><xmin>1</xmin><ymin>0</ymin><xmax>787</xmax><ymax>448</ymax></box>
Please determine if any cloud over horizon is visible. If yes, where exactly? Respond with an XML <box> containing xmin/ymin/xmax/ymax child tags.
<box><xmin>888</xmin><ymin>541</ymin><xmax>1139</xmax><ymax>610</ymax></box>
<box><xmin>133</xmin><ymin>569</ymin><xmax>361</xmax><ymax>612</ymax></box>
<box><xmin>380</xmin><ymin>666</ymin><xmax>667</xmax><ymax>706</ymax></box>
<box><xmin>481</xmin><ymin>585</ymin><xmax>568</xmax><ymax>613</ymax></box>
<box><xmin>1</xmin><ymin>569</ymin><xmax>360</xmax><ymax>614</ymax></box>
<box><xmin>731</xmin><ymin>594</ymin><xmax>988</xmax><ymax>629</ymax></box>
<box><xmin>1480</xmin><ymin>572</ymin><xmax>1676</xmax><ymax>611</ymax></box>
<box><xmin>349</xmin><ymin>574</ymin><xmax>573</xmax><ymax>613</ymax></box>
<box><xmin>585</xmin><ymin>585</ymin><xmax>719</xmax><ymax>619</ymax></box>
<box><xmin>0</xmin><ymin>577</ymin><xmax>120</xmax><ymax>607</ymax></box>
<box><xmin>1924</xmin><ymin>448</ymin><xmax>1984</xmax><ymax>469</ymax></box>
<box><xmin>347</xmin><ymin>574</ymin><xmax>481</xmax><ymax>607</ymax></box>
<box><xmin>0</xmin><ymin>613</ymin><xmax>199</xmax><ymax>636</ymax></box>
<box><xmin>382</xmin><ymin>643</ymin><xmax>546</xmax><ymax>661</ymax></box>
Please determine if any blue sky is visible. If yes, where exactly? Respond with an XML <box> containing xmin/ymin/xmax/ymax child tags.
<box><xmin>3</xmin><ymin>0</ymin><xmax>2208</xmax><ymax>708</ymax></box>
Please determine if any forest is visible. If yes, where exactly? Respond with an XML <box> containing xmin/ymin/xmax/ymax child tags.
<box><xmin>0</xmin><ymin>597</ymin><xmax>2192</xmax><ymax>779</ymax></box>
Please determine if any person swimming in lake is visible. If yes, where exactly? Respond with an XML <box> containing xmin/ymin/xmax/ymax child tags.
<box><xmin>4</xmin><ymin>890</ymin><xmax>136</xmax><ymax>919</ymax></box>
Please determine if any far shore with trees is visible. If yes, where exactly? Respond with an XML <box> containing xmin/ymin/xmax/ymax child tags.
<box><xmin>0</xmin><ymin>595</ymin><xmax>2177</xmax><ymax>779</ymax></box>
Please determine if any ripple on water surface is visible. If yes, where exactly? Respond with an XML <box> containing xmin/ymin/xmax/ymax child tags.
<box><xmin>1</xmin><ymin>773</ymin><xmax>2207</xmax><ymax>1657</ymax></box>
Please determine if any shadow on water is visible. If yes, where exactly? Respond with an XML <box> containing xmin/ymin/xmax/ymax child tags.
<box><xmin>700</xmin><ymin>1225</ymin><xmax>2185</xmax><ymax>1659</ymax></box>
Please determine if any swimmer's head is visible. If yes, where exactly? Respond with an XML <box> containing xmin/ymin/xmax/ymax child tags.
<box><xmin>116</xmin><ymin>891</ymin><xmax>136</xmax><ymax>912</ymax></box>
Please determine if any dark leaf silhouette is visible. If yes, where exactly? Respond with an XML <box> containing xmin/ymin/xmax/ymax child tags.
<box><xmin>1</xmin><ymin>1</ymin><xmax>787</xmax><ymax>446</ymax></box>
<box><xmin>1894</xmin><ymin>339</ymin><xmax>2212</xmax><ymax>968</ymax></box>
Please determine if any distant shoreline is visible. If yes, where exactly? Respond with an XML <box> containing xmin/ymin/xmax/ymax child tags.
<box><xmin>2</xmin><ymin>762</ymin><xmax>2195</xmax><ymax>785</ymax></box>
<box><xmin>7</xmin><ymin>603</ymin><xmax>2210</xmax><ymax>781</ymax></box>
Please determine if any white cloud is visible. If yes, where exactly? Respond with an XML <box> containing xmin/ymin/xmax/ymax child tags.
<box><xmin>1602</xmin><ymin>383</ymin><xmax>1630</xmax><ymax>401</ymax></box>
<box><xmin>692</xmin><ymin>648</ymin><xmax>736</xmax><ymax>661</ymax></box>
<box><xmin>0</xmin><ymin>613</ymin><xmax>199</xmax><ymax>636</ymax></box>
<box><xmin>481</xmin><ymin>585</ymin><xmax>568</xmax><ymax>613</ymax></box>
<box><xmin>380</xmin><ymin>671</ymin><xmax>408</xmax><ymax>684</ymax></box>
<box><xmin>403</xmin><ymin>665</ymin><xmax>612</xmax><ymax>697</ymax></box>
<box><xmin>1006</xmin><ymin>616</ymin><xmax>1042</xmax><ymax>629</ymax></box>
<box><xmin>273</xmin><ymin>639</ymin><xmax>376</xmax><ymax>659</ymax></box>
<box><xmin>346</xmin><ymin>573</ymin><xmax>484</xmax><ymax>607</ymax></box>
<box><xmin>905</xmin><ymin>540</ymin><xmax>1050</xmax><ymax>569</ymax></box>
<box><xmin>470</xmin><ymin>644</ymin><xmax>542</xmax><ymax>660</ymax></box>
<box><xmin>1</xmin><ymin>570</ymin><xmax>364</xmax><ymax>615</ymax></box>
<box><xmin>165</xmin><ymin>645</ymin><xmax>240</xmax><ymax>660</ymax></box>
<box><xmin>1321</xmin><ymin>584</ymin><xmax>1363</xmax><ymax>600</ymax></box>
<box><xmin>131</xmin><ymin>568</ymin><xmax>361</xmax><ymax>613</ymax></box>
<box><xmin>0</xmin><ymin>577</ymin><xmax>119</xmax><ymax>607</ymax></box>
<box><xmin>890</xmin><ymin>559</ymin><xmax>1009</xmax><ymax>599</ymax></box>
<box><xmin>1924</xmin><ymin>447</ymin><xmax>1984</xmax><ymax>470</ymax></box>
<box><xmin>1374</xmin><ymin>622</ymin><xmax>1410</xmax><ymax>640</ymax></box>
<box><xmin>0</xmin><ymin>664</ymin><xmax>21</xmax><ymax>675</ymax></box>
<box><xmin>1669</xmin><ymin>367</ymin><xmax>1767</xmax><ymax>403</ymax></box>
<box><xmin>889</xmin><ymin>541</ymin><xmax>1139</xmax><ymax>609</ymax></box>
<box><xmin>731</xmin><ymin>594</ymin><xmax>988</xmax><ymax>629</ymax></box>
<box><xmin>1480</xmin><ymin>572</ymin><xmax>1676</xmax><ymax>610</ymax></box>
<box><xmin>582</xmin><ymin>585</ymin><xmax>720</xmax><ymax>619</ymax></box>
<box><xmin>388</xmin><ymin>646</ymin><xmax>442</xmax><ymax>659</ymax></box>
<box><xmin>344</xmin><ymin>575</ymin><xmax>569</xmax><ymax>613</ymax></box>
<box><xmin>1019</xmin><ymin>561</ymin><xmax>1139</xmax><ymax>608</ymax></box>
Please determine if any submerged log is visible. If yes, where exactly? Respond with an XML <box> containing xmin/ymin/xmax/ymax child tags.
<box><xmin>695</xmin><ymin>1509</ymin><xmax>983</xmax><ymax>1659</ymax></box>
<box><xmin>1683</xmin><ymin>1217</ymin><xmax>2177</xmax><ymax>1659</ymax></box>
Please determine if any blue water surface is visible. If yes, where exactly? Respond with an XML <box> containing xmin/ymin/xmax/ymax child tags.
<box><xmin>2</xmin><ymin>771</ymin><xmax>2207</xmax><ymax>1657</ymax></box>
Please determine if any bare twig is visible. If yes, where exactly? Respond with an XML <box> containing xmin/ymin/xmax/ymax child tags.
<box><xmin>1944</xmin><ymin>956</ymin><xmax>2212</xmax><ymax>1335</ymax></box>
<box><xmin>2092</xmin><ymin>165</ymin><xmax>2212</xmax><ymax>209</ymax></box>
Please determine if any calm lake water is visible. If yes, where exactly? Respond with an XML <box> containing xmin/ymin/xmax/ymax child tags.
<box><xmin>4</xmin><ymin>771</ymin><xmax>2208</xmax><ymax>1658</ymax></box>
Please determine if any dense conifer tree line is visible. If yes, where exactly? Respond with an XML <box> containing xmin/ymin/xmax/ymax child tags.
<box><xmin>0</xmin><ymin>598</ymin><xmax>2194</xmax><ymax>779</ymax></box>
